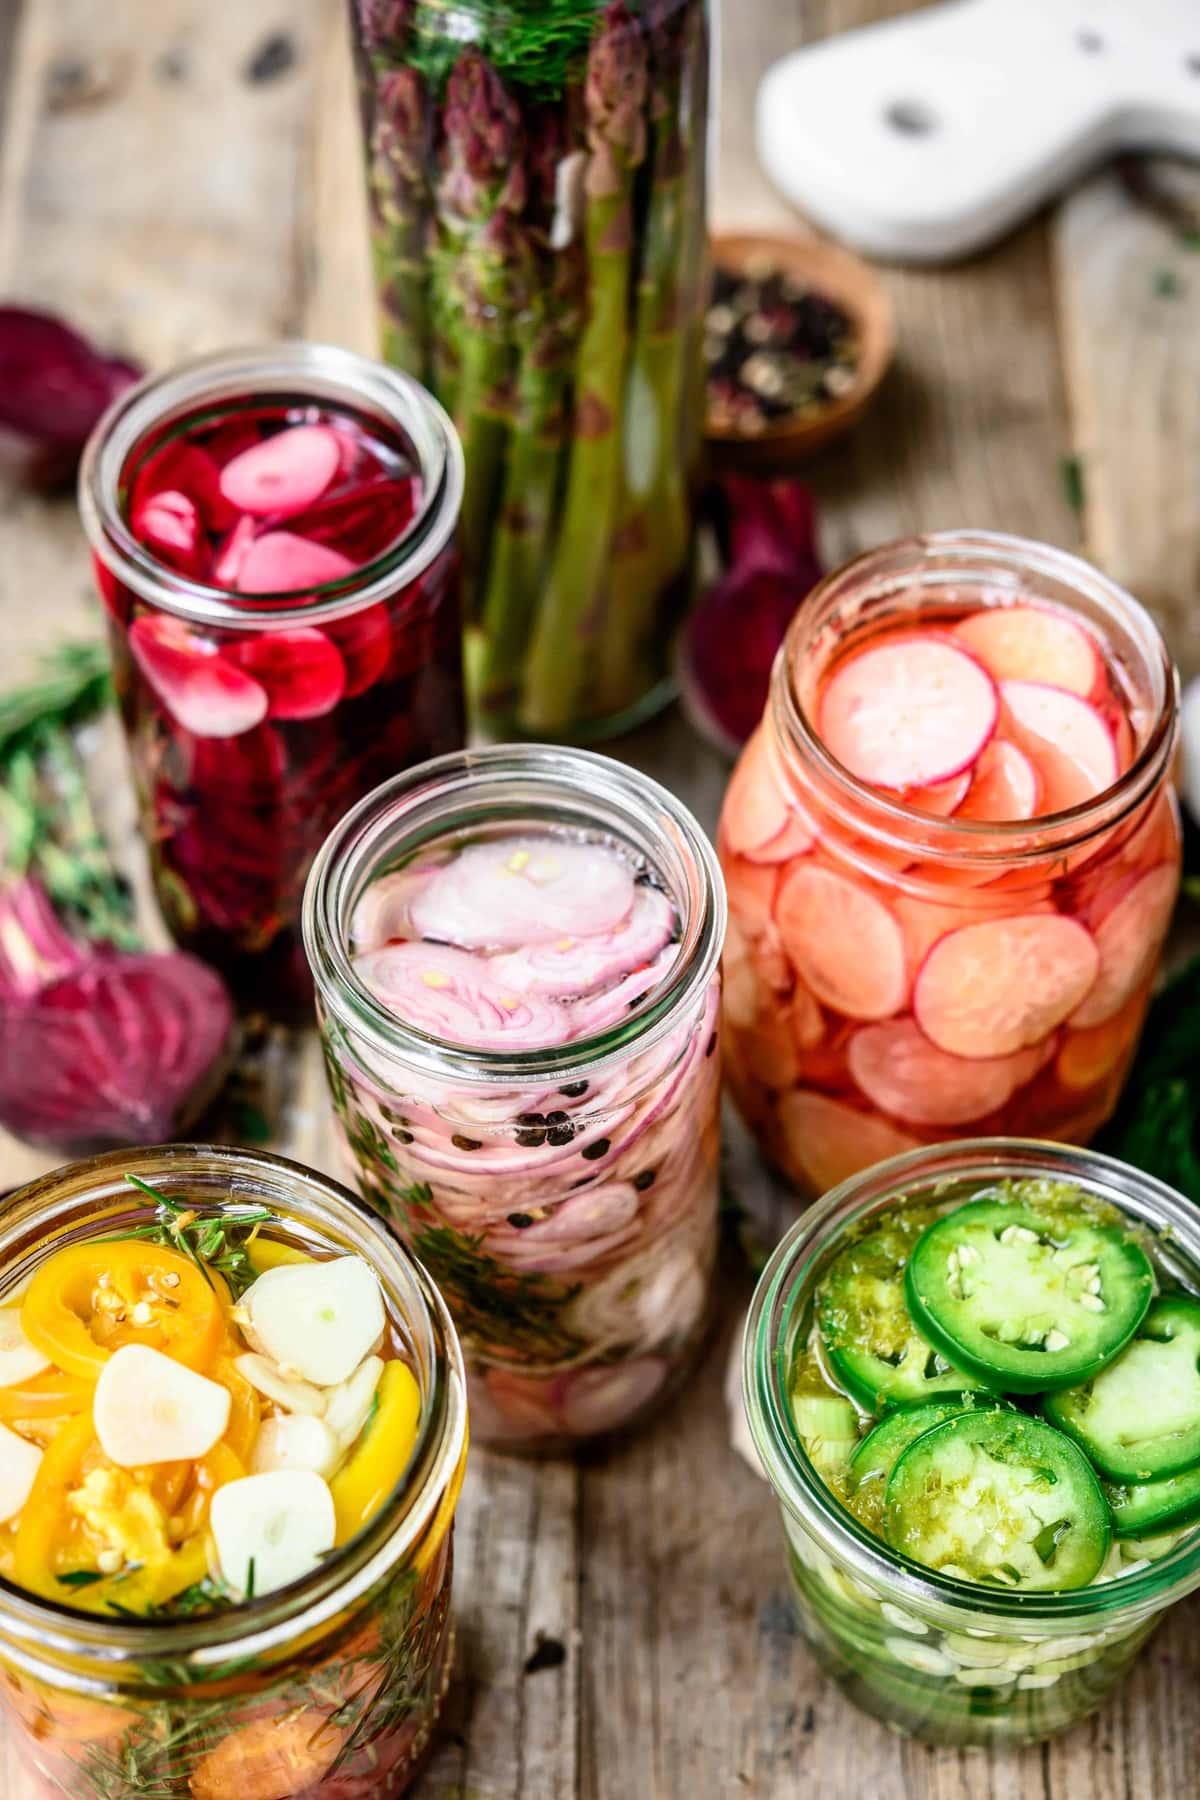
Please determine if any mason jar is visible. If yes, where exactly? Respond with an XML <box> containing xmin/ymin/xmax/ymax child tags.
<box><xmin>347</xmin><ymin>0</ymin><xmax>712</xmax><ymax>741</ymax></box>
<box><xmin>743</xmin><ymin>1138</ymin><xmax>1200</xmax><ymax>1749</ymax></box>
<box><xmin>303</xmin><ymin>746</ymin><xmax>725</xmax><ymax>1452</ymax></box>
<box><xmin>79</xmin><ymin>343</ymin><xmax>465</xmax><ymax>1020</ymax></box>
<box><xmin>717</xmin><ymin>532</ymin><xmax>1181</xmax><ymax>1198</ymax></box>
<box><xmin>0</xmin><ymin>1144</ymin><xmax>468</xmax><ymax>1800</ymax></box>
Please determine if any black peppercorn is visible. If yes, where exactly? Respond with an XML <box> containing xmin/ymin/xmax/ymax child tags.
<box><xmin>580</xmin><ymin>1138</ymin><xmax>610</xmax><ymax>1161</ymax></box>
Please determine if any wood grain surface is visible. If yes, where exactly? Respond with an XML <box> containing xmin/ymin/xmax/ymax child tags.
<box><xmin>1</xmin><ymin>2</ymin><xmax>1199</xmax><ymax>1796</ymax></box>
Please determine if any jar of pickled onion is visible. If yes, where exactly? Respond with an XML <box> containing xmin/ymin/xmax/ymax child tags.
<box><xmin>717</xmin><ymin>532</ymin><xmax>1181</xmax><ymax>1197</ymax></box>
<box><xmin>79</xmin><ymin>344</ymin><xmax>465</xmax><ymax>1019</ymax></box>
<box><xmin>303</xmin><ymin>746</ymin><xmax>726</xmax><ymax>1452</ymax></box>
<box><xmin>0</xmin><ymin>1144</ymin><xmax>467</xmax><ymax>1800</ymax></box>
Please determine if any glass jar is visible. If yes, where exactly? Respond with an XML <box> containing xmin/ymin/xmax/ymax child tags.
<box><xmin>79</xmin><ymin>343</ymin><xmax>465</xmax><ymax>1020</ymax></box>
<box><xmin>0</xmin><ymin>1143</ymin><xmax>468</xmax><ymax>1800</ymax></box>
<box><xmin>717</xmin><ymin>532</ymin><xmax>1180</xmax><ymax>1197</ymax></box>
<box><xmin>743</xmin><ymin>1138</ymin><xmax>1200</xmax><ymax>1749</ymax></box>
<box><xmin>347</xmin><ymin>0</ymin><xmax>711</xmax><ymax>741</ymax></box>
<box><xmin>303</xmin><ymin>745</ymin><xmax>725</xmax><ymax>1452</ymax></box>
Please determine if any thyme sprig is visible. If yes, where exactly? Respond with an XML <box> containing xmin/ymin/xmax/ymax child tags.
<box><xmin>120</xmin><ymin>1173</ymin><xmax>273</xmax><ymax>1299</ymax></box>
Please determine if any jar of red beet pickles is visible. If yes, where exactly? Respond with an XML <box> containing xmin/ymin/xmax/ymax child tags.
<box><xmin>80</xmin><ymin>344</ymin><xmax>465</xmax><ymax>1018</ymax></box>
<box><xmin>718</xmin><ymin>532</ymin><xmax>1181</xmax><ymax>1196</ymax></box>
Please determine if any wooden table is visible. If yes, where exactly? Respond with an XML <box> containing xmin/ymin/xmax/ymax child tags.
<box><xmin>3</xmin><ymin>2</ymin><xmax>1200</xmax><ymax>1794</ymax></box>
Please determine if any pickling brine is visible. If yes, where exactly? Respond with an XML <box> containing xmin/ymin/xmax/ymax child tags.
<box><xmin>304</xmin><ymin>747</ymin><xmax>725</xmax><ymax>1452</ymax></box>
<box><xmin>718</xmin><ymin>533</ymin><xmax>1181</xmax><ymax>1196</ymax></box>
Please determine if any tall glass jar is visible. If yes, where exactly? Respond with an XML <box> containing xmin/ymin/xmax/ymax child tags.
<box><xmin>303</xmin><ymin>746</ymin><xmax>725</xmax><ymax>1452</ymax></box>
<box><xmin>0</xmin><ymin>1143</ymin><xmax>468</xmax><ymax>1800</ymax></box>
<box><xmin>744</xmin><ymin>1138</ymin><xmax>1200</xmax><ymax>1749</ymax></box>
<box><xmin>347</xmin><ymin>0</ymin><xmax>711</xmax><ymax>741</ymax></box>
<box><xmin>79</xmin><ymin>343</ymin><xmax>465</xmax><ymax>1020</ymax></box>
<box><xmin>717</xmin><ymin>532</ymin><xmax>1181</xmax><ymax>1198</ymax></box>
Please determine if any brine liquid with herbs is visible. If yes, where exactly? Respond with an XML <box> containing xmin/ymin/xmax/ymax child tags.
<box><xmin>719</xmin><ymin>579</ymin><xmax>1181</xmax><ymax>1196</ymax></box>
<box><xmin>0</xmin><ymin>1178</ymin><xmax>459</xmax><ymax>1800</ymax></box>
<box><xmin>349</xmin><ymin>0</ymin><xmax>710</xmax><ymax>739</ymax></box>
<box><xmin>94</xmin><ymin>386</ymin><xmax>463</xmax><ymax>1018</ymax></box>
<box><xmin>782</xmin><ymin>1175</ymin><xmax>1200</xmax><ymax>1743</ymax></box>
<box><xmin>321</xmin><ymin>828</ymin><xmax>721</xmax><ymax>1450</ymax></box>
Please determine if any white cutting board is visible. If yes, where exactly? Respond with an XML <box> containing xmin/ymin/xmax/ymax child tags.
<box><xmin>756</xmin><ymin>0</ymin><xmax>1200</xmax><ymax>263</ymax></box>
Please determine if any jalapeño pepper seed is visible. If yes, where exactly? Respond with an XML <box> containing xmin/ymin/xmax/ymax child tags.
<box><xmin>507</xmin><ymin>1213</ymin><xmax>535</xmax><ymax>1230</ymax></box>
<box><xmin>559</xmin><ymin>1080</ymin><xmax>589</xmax><ymax>1098</ymax></box>
<box><xmin>581</xmin><ymin>1138</ymin><xmax>611</xmax><ymax>1161</ymax></box>
<box><xmin>451</xmin><ymin>1134</ymin><xmax>482</xmax><ymax>1152</ymax></box>
<box><xmin>634</xmin><ymin>1169</ymin><xmax>657</xmax><ymax>1191</ymax></box>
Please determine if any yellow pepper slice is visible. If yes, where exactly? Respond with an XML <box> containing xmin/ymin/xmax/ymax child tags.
<box><xmin>0</xmin><ymin>1367</ymin><xmax>92</xmax><ymax>1421</ymax></box>
<box><xmin>414</xmin><ymin>1432</ymin><xmax>468</xmax><ymax>1574</ymax></box>
<box><xmin>213</xmin><ymin>1351</ymin><xmax>261</xmax><ymax>1467</ymax></box>
<box><xmin>246</xmin><ymin>1234</ymin><xmax>313</xmax><ymax>1274</ymax></box>
<box><xmin>14</xmin><ymin>1412</ymin><xmax>94</xmax><ymax>1600</ymax></box>
<box><xmin>21</xmin><ymin>1241</ymin><xmax>223</xmax><ymax>1380</ymax></box>
<box><xmin>330</xmin><ymin>1360</ymin><xmax>421</xmax><ymax>1544</ymax></box>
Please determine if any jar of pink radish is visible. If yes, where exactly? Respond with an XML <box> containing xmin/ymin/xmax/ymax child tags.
<box><xmin>80</xmin><ymin>344</ymin><xmax>464</xmax><ymax>1019</ymax></box>
<box><xmin>303</xmin><ymin>746</ymin><xmax>726</xmax><ymax>1452</ymax></box>
<box><xmin>718</xmin><ymin>531</ymin><xmax>1181</xmax><ymax>1198</ymax></box>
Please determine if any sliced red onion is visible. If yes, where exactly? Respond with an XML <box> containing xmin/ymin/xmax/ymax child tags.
<box><xmin>225</xmin><ymin>627</ymin><xmax>347</xmax><ymax>720</ymax></box>
<box><xmin>568</xmin><ymin>943</ymin><xmax>681</xmax><ymax>1037</ymax></box>
<box><xmin>0</xmin><ymin>307</ymin><xmax>139</xmax><ymax>491</ymax></box>
<box><xmin>350</xmin><ymin>865</ymin><xmax>439</xmax><ymax>950</ymax></box>
<box><xmin>558</xmin><ymin>1359</ymin><xmax>668</xmax><ymax>1435</ymax></box>
<box><xmin>129</xmin><ymin>615</ymin><xmax>269</xmax><ymax>738</ymax></box>
<box><xmin>410</xmin><ymin>838</ymin><xmax>636</xmax><ymax>952</ymax></box>
<box><xmin>490</xmin><ymin>884</ymin><xmax>676</xmax><ymax>998</ymax></box>
<box><xmin>354</xmin><ymin>940</ymin><xmax>573</xmax><ymax>1050</ymax></box>
<box><xmin>219</xmin><ymin>424</ymin><xmax>342</xmax><ymax>519</ymax></box>
<box><xmin>483</xmin><ymin>1183</ymin><xmax>640</xmax><ymax>1265</ymax></box>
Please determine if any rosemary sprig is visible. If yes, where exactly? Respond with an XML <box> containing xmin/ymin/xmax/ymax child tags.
<box><xmin>120</xmin><ymin>1173</ymin><xmax>274</xmax><ymax>1299</ymax></box>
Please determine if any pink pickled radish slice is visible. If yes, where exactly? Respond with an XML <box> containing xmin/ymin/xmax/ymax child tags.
<box><xmin>325</xmin><ymin>602</ymin><xmax>392</xmax><ymax>697</ymax></box>
<box><xmin>350</xmin><ymin>866</ymin><xmax>437</xmax><ymax>950</ymax></box>
<box><xmin>1057</xmin><ymin>1001</ymin><xmax>1141</xmax><ymax>1092</ymax></box>
<box><xmin>848</xmin><ymin>1020</ymin><xmax>1039</xmax><ymax>1127</ymax></box>
<box><xmin>132</xmin><ymin>488</ymin><xmax>201</xmax><ymax>574</ymax></box>
<box><xmin>129</xmin><ymin>615</ymin><xmax>268</xmax><ymax>738</ymax></box>
<box><xmin>735</xmin><ymin>1005</ymin><xmax>800</xmax><ymax>1090</ymax></box>
<box><xmin>775</xmin><ymin>865</ymin><xmax>907</xmax><ymax>1020</ymax></box>
<box><xmin>569</xmin><ymin>944</ymin><xmax>680</xmax><ymax>1037</ymax></box>
<box><xmin>775</xmin><ymin>1090</ymin><xmax>921</xmax><ymax>1195</ymax></box>
<box><xmin>907</xmin><ymin>770</ymin><xmax>971</xmax><ymax>817</ymax></box>
<box><xmin>132</xmin><ymin>440</ymin><xmax>236</xmax><ymax>534</ymax></box>
<box><xmin>724</xmin><ymin>858</ymin><xmax>778</xmax><ymax>939</ymax></box>
<box><xmin>354</xmin><ymin>940</ymin><xmax>572</xmax><ymax>1050</ymax></box>
<box><xmin>722</xmin><ymin>953</ymin><xmax>758</xmax><ymax>1033</ymax></box>
<box><xmin>411</xmin><ymin>839</ymin><xmax>636</xmax><ymax>951</ymax></box>
<box><xmin>219</xmin><ymin>424</ymin><xmax>341</xmax><ymax>519</ymax></box>
<box><xmin>236</xmin><ymin>530</ymin><xmax>357</xmax><ymax>595</ymax></box>
<box><xmin>819</xmin><ymin>635</ymin><xmax>998</xmax><ymax>791</ymax></box>
<box><xmin>957</xmin><ymin>738</ymin><xmax>1041</xmax><ymax>821</ymax></box>
<box><xmin>1069</xmin><ymin>863</ymin><xmax>1178</xmax><ymax>1028</ymax></box>
<box><xmin>226</xmin><ymin>627</ymin><xmax>346</xmax><ymax>720</ymax></box>
<box><xmin>560</xmin><ymin>1360</ymin><xmax>668</xmax><ymax>1436</ymax></box>
<box><xmin>721</xmin><ymin>729</ymin><xmax>814</xmax><ymax>862</ymax></box>
<box><xmin>792</xmin><ymin>978</ymin><xmax>825</xmax><ymax>1051</ymax></box>
<box><xmin>212</xmin><ymin>515</ymin><xmax>258</xmax><ymax>588</ymax></box>
<box><xmin>1000</xmin><ymin>680</ymin><xmax>1118</xmax><ymax>812</ymax></box>
<box><xmin>913</xmin><ymin>912</ymin><xmax>1100</xmax><ymax>1057</ymax></box>
<box><xmin>954</xmin><ymin>605</ymin><xmax>1101</xmax><ymax>698</ymax></box>
<box><xmin>491</xmin><ymin>885</ymin><xmax>675</xmax><ymax>999</ymax></box>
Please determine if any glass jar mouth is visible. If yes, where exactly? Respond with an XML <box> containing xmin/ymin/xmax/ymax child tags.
<box><xmin>744</xmin><ymin>1136</ymin><xmax>1200</xmax><ymax>1631</ymax></box>
<box><xmin>78</xmin><ymin>341</ymin><xmax>464</xmax><ymax>630</ymax></box>
<box><xmin>302</xmin><ymin>744</ymin><xmax>727</xmax><ymax>1087</ymax></box>
<box><xmin>772</xmin><ymin>530</ymin><xmax>1179</xmax><ymax>866</ymax></box>
<box><xmin>0</xmin><ymin>1144</ymin><xmax>467</xmax><ymax>1673</ymax></box>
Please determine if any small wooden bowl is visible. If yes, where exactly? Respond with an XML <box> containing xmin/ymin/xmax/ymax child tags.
<box><xmin>705</xmin><ymin>231</ymin><xmax>895</xmax><ymax>469</ymax></box>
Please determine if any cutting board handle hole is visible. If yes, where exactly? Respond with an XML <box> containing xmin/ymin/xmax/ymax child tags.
<box><xmin>884</xmin><ymin>98</ymin><xmax>939</xmax><ymax>137</ymax></box>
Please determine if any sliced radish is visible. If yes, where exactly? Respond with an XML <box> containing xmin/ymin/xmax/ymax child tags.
<box><xmin>236</xmin><ymin>530</ymin><xmax>357</xmax><ymax>595</ymax></box>
<box><xmin>957</xmin><ymin>738</ymin><xmax>1041</xmax><ymax>821</ymax></box>
<box><xmin>94</xmin><ymin>1345</ymin><xmax>231</xmax><ymax>1467</ymax></box>
<box><xmin>1069</xmin><ymin>863</ymin><xmax>1178</xmax><ymax>1028</ymax></box>
<box><xmin>1000</xmin><ymin>680</ymin><xmax>1118</xmax><ymax>812</ymax></box>
<box><xmin>792</xmin><ymin>978</ymin><xmax>825</xmax><ymax>1051</ymax></box>
<box><xmin>818</xmin><ymin>635</ymin><xmax>998</xmax><ymax>791</ymax></box>
<box><xmin>847</xmin><ymin>1019</ymin><xmax>1039</xmax><ymax>1127</ymax></box>
<box><xmin>132</xmin><ymin>488</ymin><xmax>201</xmax><ymax>574</ymax></box>
<box><xmin>356</xmin><ymin>940</ymin><xmax>574</xmax><ymax>1050</ymax></box>
<box><xmin>210</xmin><ymin>1469</ymin><xmax>336</xmax><ymax>1598</ymax></box>
<box><xmin>212</xmin><ymin>514</ymin><xmax>258</xmax><ymax>587</ymax></box>
<box><xmin>906</xmin><ymin>770</ymin><xmax>971</xmax><ymax>817</ymax></box>
<box><xmin>1057</xmin><ymin>1004</ymin><xmax>1140</xmax><ymax>1092</ymax></box>
<box><xmin>491</xmin><ymin>885</ymin><xmax>676</xmax><ymax>999</ymax></box>
<box><xmin>287</xmin><ymin>475</ymin><xmax>419</xmax><ymax>562</ymax></box>
<box><xmin>913</xmin><ymin>913</ymin><xmax>1100</xmax><ymax>1057</ymax></box>
<box><xmin>250</xmin><ymin>1413</ymin><xmax>341</xmax><ymax>1479</ymax></box>
<box><xmin>723</xmin><ymin>857</ymin><xmax>778</xmax><ymax>939</ymax></box>
<box><xmin>225</xmin><ymin>628</ymin><xmax>346</xmax><ymax>720</ymax></box>
<box><xmin>410</xmin><ymin>838</ymin><xmax>635</xmax><ymax>951</ymax></box>
<box><xmin>129</xmin><ymin>615</ymin><xmax>268</xmax><ymax>738</ymax></box>
<box><xmin>234</xmin><ymin>1352</ymin><xmax>326</xmax><ymax>1417</ymax></box>
<box><xmin>953</xmin><ymin>605</ymin><xmax>1101</xmax><ymax>697</ymax></box>
<box><xmin>131</xmin><ymin>439</ymin><xmax>237</xmax><ymax>534</ymax></box>
<box><xmin>219</xmin><ymin>425</ymin><xmax>341</xmax><ymax>520</ymax></box>
<box><xmin>774</xmin><ymin>1090</ymin><xmax>921</xmax><ymax>1195</ymax></box>
<box><xmin>775</xmin><ymin>864</ymin><xmax>907</xmax><ymax>1020</ymax></box>
<box><xmin>321</xmin><ymin>1356</ymin><xmax>385</xmax><ymax>1450</ymax></box>
<box><xmin>720</xmin><ymin>729</ymin><xmax>814</xmax><ymax>862</ymax></box>
<box><xmin>0</xmin><ymin>1423</ymin><xmax>42</xmax><ymax>1524</ymax></box>
<box><xmin>734</xmin><ymin>1003</ymin><xmax>800</xmax><ymax>1090</ymax></box>
<box><xmin>325</xmin><ymin>602</ymin><xmax>392</xmax><ymax>697</ymax></box>
<box><xmin>0</xmin><ymin>1308</ymin><xmax>49</xmax><ymax>1387</ymax></box>
<box><xmin>241</xmin><ymin>1256</ymin><xmax>385</xmax><ymax>1388</ymax></box>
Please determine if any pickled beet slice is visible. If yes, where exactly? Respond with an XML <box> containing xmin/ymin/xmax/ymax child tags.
<box><xmin>847</xmin><ymin>1019</ymin><xmax>1040</xmax><ymax>1127</ymax></box>
<box><xmin>775</xmin><ymin>864</ymin><xmax>908</xmax><ymax>1021</ymax></box>
<box><xmin>219</xmin><ymin>424</ymin><xmax>341</xmax><ymax>518</ymax></box>
<box><xmin>131</xmin><ymin>488</ymin><xmax>201</xmax><ymax>574</ymax></box>
<box><xmin>325</xmin><ymin>603</ymin><xmax>392</xmax><ymax>697</ymax></box>
<box><xmin>131</xmin><ymin>438</ymin><xmax>237</xmax><ymax>535</ymax></box>
<box><xmin>187</xmin><ymin>723</ymin><xmax>287</xmax><ymax>795</ymax></box>
<box><xmin>226</xmin><ymin>628</ymin><xmax>347</xmax><ymax>720</ymax></box>
<box><xmin>491</xmin><ymin>885</ymin><xmax>676</xmax><ymax>999</ymax></box>
<box><xmin>236</xmin><ymin>530</ymin><xmax>357</xmax><ymax>595</ymax></box>
<box><xmin>1070</xmin><ymin>863</ymin><xmax>1178</xmax><ymax>1028</ymax></box>
<box><xmin>354</xmin><ymin>940</ymin><xmax>573</xmax><ymax>1050</ymax></box>
<box><xmin>957</xmin><ymin>738</ymin><xmax>1041</xmax><ymax>821</ymax></box>
<box><xmin>775</xmin><ymin>1090</ymin><xmax>921</xmax><ymax>1195</ymax></box>
<box><xmin>410</xmin><ymin>839</ymin><xmax>636</xmax><ymax>952</ymax></box>
<box><xmin>129</xmin><ymin>615</ymin><xmax>269</xmax><ymax>738</ymax></box>
<box><xmin>954</xmin><ymin>605</ymin><xmax>1101</xmax><ymax>698</ymax></box>
<box><xmin>913</xmin><ymin>913</ymin><xmax>1100</xmax><ymax>1058</ymax></box>
<box><xmin>1000</xmin><ymin>680</ymin><xmax>1118</xmax><ymax>812</ymax></box>
<box><xmin>819</xmin><ymin>635</ymin><xmax>998</xmax><ymax>791</ymax></box>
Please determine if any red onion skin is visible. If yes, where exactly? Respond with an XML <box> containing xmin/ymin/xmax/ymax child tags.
<box><xmin>0</xmin><ymin>307</ymin><xmax>139</xmax><ymax>491</ymax></box>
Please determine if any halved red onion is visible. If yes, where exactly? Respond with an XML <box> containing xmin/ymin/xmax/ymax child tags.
<box><xmin>129</xmin><ymin>615</ymin><xmax>269</xmax><ymax>738</ymax></box>
<box><xmin>490</xmin><ymin>884</ymin><xmax>676</xmax><ymax>999</ymax></box>
<box><xmin>0</xmin><ymin>879</ymin><xmax>88</xmax><ymax>1000</ymax></box>
<box><xmin>354</xmin><ymin>940</ymin><xmax>573</xmax><ymax>1050</ymax></box>
<box><xmin>410</xmin><ymin>838</ymin><xmax>636</xmax><ymax>952</ymax></box>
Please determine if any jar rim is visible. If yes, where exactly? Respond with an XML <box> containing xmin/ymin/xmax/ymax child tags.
<box><xmin>78</xmin><ymin>342</ymin><xmax>464</xmax><ymax>630</ymax></box>
<box><xmin>301</xmin><ymin>743</ymin><xmax>727</xmax><ymax>1086</ymax></box>
<box><xmin>744</xmin><ymin>1136</ymin><xmax>1200</xmax><ymax>1631</ymax></box>
<box><xmin>771</xmin><ymin>530</ymin><xmax>1179</xmax><ymax>867</ymax></box>
<box><xmin>0</xmin><ymin>1143</ymin><xmax>467</xmax><ymax>1673</ymax></box>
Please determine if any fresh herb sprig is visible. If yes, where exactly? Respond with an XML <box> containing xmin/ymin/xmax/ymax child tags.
<box><xmin>121</xmin><ymin>1172</ymin><xmax>273</xmax><ymax>1299</ymax></box>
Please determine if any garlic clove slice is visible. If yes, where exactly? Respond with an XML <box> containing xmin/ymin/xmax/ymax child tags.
<box><xmin>94</xmin><ymin>1345</ymin><xmax>230</xmax><ymax>1467</ymax></box>
<box><xmin>210</xmin><ymin>1469</ymin><xmax>336</xmax><ymax>1598</ymax></box>
<box><xmin>321</xmin><ymin>1356</ymin><xmax>384</xmax><ymax>1450</ymax></box>
<box><xmin>234</xmin><ymin>1352</ymin><xmax>326</xmax><ymax>1417</ymax></box>
<box><xmin>0</xmin><ymin>1307</ymin><xmax>50</xmax><ymax>1387</ymax></box>
<box><xmin>249</xmin><ymin>1414</ymin><xmax>341</xmax><ymax>1479</ymax></box>
<box><xmin>241</xmin><ymin>1257</ymin><xmax>385</xmax><ymax>1387</ymax></box>
<box><xmin>0</xmin><ymin>1422</ymin><xmax>42</xmax><ymax>1523</ymax></box>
